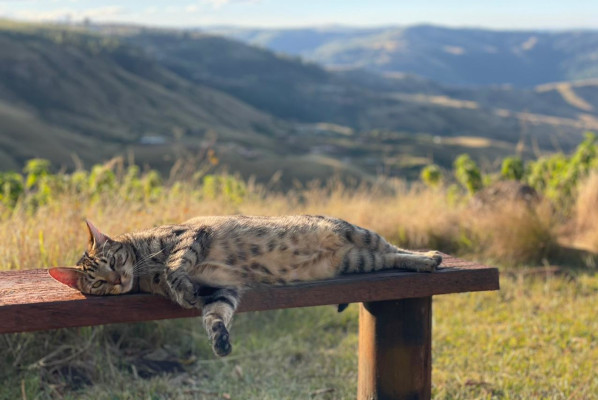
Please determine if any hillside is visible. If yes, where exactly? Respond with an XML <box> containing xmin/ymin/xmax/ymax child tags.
<box><xmin>208</xmin><ymin>25</ymin><xmax>598</xmax><ymax>87</ymax></box>
<box><xmin>121</xmin><ymin>29</ymin><xmax>597</xmax><ymax>136</ymax></box>
<box><xmin>0</xmin><ymin>24</ymin><xmax>289</xmax><ymax>173</ymax></box>
<box><xmin>1</xmin><ymin>21</ymin><xmax>598</xmax><ymax>182</ymax></box>
<box><xmin>121</xmin><ymin>29</ymin><xmax>598</xmax><ymax>152</ymax></box>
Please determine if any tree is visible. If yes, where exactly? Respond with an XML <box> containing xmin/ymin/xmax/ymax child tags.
<box><xmin>421</xmin><ymin>164</ymin><xmax>442</xmax><ymax>188</ymax></box>
<box><xmin>454</xmin><ymin>154</ymin><xmax>483</xmax><ymax>194</ymax></box>
<box><xmin>501</xmin><ymin>157</ymin><xmax>524</xmax><ymax>181</ymax></box>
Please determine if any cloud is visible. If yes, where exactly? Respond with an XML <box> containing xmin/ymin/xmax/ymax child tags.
<box><xmin>201</xmin><ymin>0</ymin><xmax>261</xmax><ymax>9</ymax></box>
<box><xmin>185</xmin><ymin>4</ymin><xmax>200</xmax><ymax>13</ymax></box>
<box><xmin>14</xmin><ymin>5</ymin><xmax>125</xmax><ymax>22</ymax></box>
<box><xmin>143</xmin><ymin>6</ymin><xmax>158</xmax><ymax>15</ymax></box>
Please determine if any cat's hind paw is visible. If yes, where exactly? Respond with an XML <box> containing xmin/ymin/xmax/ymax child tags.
<box><xmin>424</xmin><ymin>251</ymin><xmax>443</xmax><ymax>269</ymax></box>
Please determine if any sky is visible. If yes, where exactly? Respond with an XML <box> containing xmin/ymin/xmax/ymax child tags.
<box><xmin>1</xmin><ymin>0</ymin><xmax>597</xmax><ymax>30</ymax></box>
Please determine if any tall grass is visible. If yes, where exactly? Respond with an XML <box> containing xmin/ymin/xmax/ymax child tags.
<box><xmin>465</xmin><ymin>200</ymin><xmax>558</xmax><ymax>265</ymax></box>
<box><xmin>574</xmin><ymin>172</ymin><xmax>598</xmax><ymax>252</ymax></box>
<box><xmin>0</xmin><ymin>173</ymin><xmax>588</xmax><ymax>272</ymax></box>
<box><xmin>0</xmin><ymin>177</ymin><xmax>554</xmax><ymax>272</ymax></box>
<box><xmin>1</xmin><ymin>161</ymin><xmax>598</xmax><ymax>398</ymax></box>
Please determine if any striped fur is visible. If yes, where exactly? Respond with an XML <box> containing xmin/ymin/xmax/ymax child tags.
<box><xmin>57</xmin><ymin>216</ymin><xmax>441</xmax><ymax>357</ymax></box>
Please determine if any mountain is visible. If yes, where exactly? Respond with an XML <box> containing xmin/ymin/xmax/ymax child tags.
<box><xmin>206</xmin><ymin>25</ymin><xmax>598</xmax><ymax>88</ymax></box>
<box><xmin>0</xmin><ymin>23</ymin><xmax>296</xmax><ymax>174</ymax></box>
<box><xmin>1</xmin><ymin>21</ymin><xmax>598</xmax><ymax>183</ymax></box>
<box><xmin>119</xmin><ymin>29</ymin><xmax>598</xmax><ymax>150</ymax></box>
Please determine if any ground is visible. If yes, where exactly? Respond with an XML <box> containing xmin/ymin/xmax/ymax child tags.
<box><xmin>2</xmin><ymin>270</ymin><xmax>597</xmax><ymax>399</ymax></box>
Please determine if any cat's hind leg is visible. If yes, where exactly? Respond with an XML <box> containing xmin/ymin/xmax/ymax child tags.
<box><xmin>200</xmin><ymin>287</ymin><xmax>241</xmax><ymax>357</ymax></box>
<box><xmin>340</xmin><ymin>248</ymin><xmax>442</xmax><ymax>274</ymax></box>
<box><xmin>384</xmin><ymin>251</ymin><xmax>442</xmax><ymax>272</ymax></box>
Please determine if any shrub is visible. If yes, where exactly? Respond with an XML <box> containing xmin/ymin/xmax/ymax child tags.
<box><xmin>466</xmin><ymin>201</ymin><xmax>557</xmax><ymax>265</ymax></box>
<box><xmin>454</xmin><ymin>154</ymin><xmax>483</xmax><ymax>194</ymax></box>
<box><xmin>0</xmin><ymin>172</ymin><xmax>24</xmax><ymax>207</ymax></box>
<box><xmin>420</xmin><ymin>164</ymin><xmax>442</xmax><ymax>188</ymax></box>
<box><xmin>23</xmin><ymin>158</ymin><xmax>50</xmax><ymax>190</ymax></box>
<box><xmin>501</xmin><ymin>156</ymin><xmax>524</xmax><ymax>181</ymax></box>
<box><xmin>526</xmin><ymin>132</ymin><xmax>598</xmax><ymax>211</ymax></box>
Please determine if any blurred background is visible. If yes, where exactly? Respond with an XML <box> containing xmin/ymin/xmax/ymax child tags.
<box><xmin>1</xmin><ymin>1</ymin><xmax>598</xmax><ymax>399</ymax></box>
<box><xmin>1</xmin><ymin>0</ymin><xmax>598</xmax><ymax>184</ymax></box>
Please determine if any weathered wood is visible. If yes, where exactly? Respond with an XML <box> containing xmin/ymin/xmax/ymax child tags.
<box><xmin>358</xmin><ymin>298</ymin><xmax>432</xmax><ymax>400</ymax></box>
<box><xmin>0</xmin><ymin>254</ymin><xmax>498</xmax><ymax>334</ymax></box>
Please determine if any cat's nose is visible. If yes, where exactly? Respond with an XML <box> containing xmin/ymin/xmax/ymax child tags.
<box><xmin>110</xmin><ymin>274</ymin><xmax>122</xmax><ymax>285</ymax></box>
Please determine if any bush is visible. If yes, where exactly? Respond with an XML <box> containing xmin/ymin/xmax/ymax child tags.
<box><xmin>526</xmin><ymin>132</ymin><xmax>598</xmax><ymax>211</ymax></box>
<box><xmin>420</xmin><ymin>164</ymin><xmax>442</xmax><ymax>188</ymax></box>
<box><xmin>501</xmin><ymin>156</ymin><xmax>524</xmax><ymax>181</ymax></box>
<box><xmin>454</xmin><ymin>154</ymin><xmax>483</xmax><ymax>194</ymax></box>
<box><xmin>0</xmin><ymin>172</ymin><xmax>24</xmax><ymax>207</ymax></box>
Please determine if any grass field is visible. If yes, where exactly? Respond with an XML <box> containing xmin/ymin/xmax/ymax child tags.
<box><xmin>3</xmin><ymin>273</ymin><xmax>596</xmax><ymax>399</ymax></box>
<box><xmin>1</xmin><ymin>173</ymin><xmax>597</xmax><ymax>399</ymax></box>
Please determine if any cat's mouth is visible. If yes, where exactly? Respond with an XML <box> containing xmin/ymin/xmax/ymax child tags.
<box><xmin>107</xmin><ymin>274</ymin><xmax>133</xmax><ymax>294</ymax></box>
<box><xmin>118</xmin><ymin>275</ymin><xmax>134</xmax><ymax>293</ymax></box>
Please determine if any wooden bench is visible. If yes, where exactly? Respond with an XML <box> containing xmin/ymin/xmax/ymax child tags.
<box><xmin>0</xmin><ymin>254</ymin><xmax>498</xmax><ymax>400</ymax></box>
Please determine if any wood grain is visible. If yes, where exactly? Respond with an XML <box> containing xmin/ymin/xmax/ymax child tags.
<box><xmin>0</xmin><ymin>254</ymin><xmax>499</xmax><ymax>334</ymax></box>
<box><xmin>358</xmin><ymin>298</ymin><xmax>432</xmax><ymax>400</ymax></box>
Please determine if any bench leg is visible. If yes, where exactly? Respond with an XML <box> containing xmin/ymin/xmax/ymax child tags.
<box><xmin>358</xmin><ymin>297</ymin><xmax>432</xmax><ymax>400</ymax></box>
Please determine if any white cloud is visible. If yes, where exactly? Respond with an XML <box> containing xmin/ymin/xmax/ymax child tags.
<box><xmin>185</xmin><ymin>5</ymin><xmax>200</xmax><ymax>13</ymax></box>
<box><xmin>14</xmin><ymin>5</ymin><xmax>124</xmax><ymax>22</ymax></box>
<box><xmin>201</xmin><ymin>0</ymin><xmax>261</xmax><ymax>9</ymax></box>
<box><xmin>165</xmin><ymin>6</ymin><xmax>182</xmax><ymax>13</ymax></box>
<box><xmin>143</xmin><ymin>6</ymin><xmax>158</xmax><ymax>15</ymax></box>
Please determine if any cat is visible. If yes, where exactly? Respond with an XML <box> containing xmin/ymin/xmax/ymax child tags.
<box><xmin>50</xmin><ymin>216</ymin><xmax>442</xmax><ymax>357</ymax></box>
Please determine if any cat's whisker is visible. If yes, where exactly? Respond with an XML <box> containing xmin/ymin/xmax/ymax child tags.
<box><xmin>130</xmin><ymin>248</ymin><xmax>166</xmax><ymax>274</ymax></box>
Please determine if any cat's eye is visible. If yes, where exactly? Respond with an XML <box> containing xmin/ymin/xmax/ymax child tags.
<box><xmin>92</xmin><ymin>280</ymin><xmax>105</xmax><ymax>289</ymax></box>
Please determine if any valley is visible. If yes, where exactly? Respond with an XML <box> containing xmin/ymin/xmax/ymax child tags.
<box><xmin>1</xmin><ymin>21</ymin><xmax>597</xmax><ymax>183</ymax></box>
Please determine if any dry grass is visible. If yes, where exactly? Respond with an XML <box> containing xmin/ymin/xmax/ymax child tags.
<box><xmin>1</xmin><ymin>175</ymin><xmax>598</xmax><ymax>398</ymax></box>
<box><xmin>573</xmin><ymin>172</ymin><xmax>598</xmax><ymax>252</ymax></box>
<box><xmin>466</xmin><ymin>200</ymin><xmax>558</xmax><ymax>265</ymax></box>
<box><xmin>0</xmin><ymin>180</ymin><xmax>467</xmax><ymax>271</ymax></box>
<box><xmin>0</xmin><ymin>176</ymin><xmax>581</xmax><ymax>271</ymax></box>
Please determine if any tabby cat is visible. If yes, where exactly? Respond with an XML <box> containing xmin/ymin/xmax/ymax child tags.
<box><xmin>50</xmin><ymin>216</ymin><xmax>442</xmax><ymax>356</ymax></box>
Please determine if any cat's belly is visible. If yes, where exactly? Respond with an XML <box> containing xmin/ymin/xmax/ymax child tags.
<box><xmin>204</xmin><ymin>227</ymin><xmax>348</xmax><ymax>286</ymax></box>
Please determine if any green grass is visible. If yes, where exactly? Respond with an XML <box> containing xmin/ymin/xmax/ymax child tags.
<box><xmin>2</xmin><ymin>154</ymin><xmax>598</xmax><ymax>398</ymax></box>
<box><xmin>434</xmin><ymin>272</ymin><xmax>598</xmax><ymax>399</ymax></box>
<box><xmin>2</xmin><ymin>273</ymin><xmax>597</xmax><ymax>399</ymax></box>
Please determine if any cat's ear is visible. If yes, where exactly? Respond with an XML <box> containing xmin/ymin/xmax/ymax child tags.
<box><xmin>85</xmin><ymin>220</ymin><xmax>110</xmax><ymax>250</ymax></box>
<box><xmin>49</xmin><ymin>267</ymin><xmax>84</xmax><ymax>289</ymax></box>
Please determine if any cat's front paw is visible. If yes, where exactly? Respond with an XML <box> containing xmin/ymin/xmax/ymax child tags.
<box><xmin>211</xmin><ymin>322</ymin><xmax>232</xmax><ymax>357</ymax></box>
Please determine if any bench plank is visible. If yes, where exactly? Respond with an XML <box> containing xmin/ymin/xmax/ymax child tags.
<box><xmin>0</xmin><ymin>254</ymin><xmax>498</xmax><ymax>334</ymax></box>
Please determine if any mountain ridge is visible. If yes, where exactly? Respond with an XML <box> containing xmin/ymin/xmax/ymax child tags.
<box><xmin>1</xmin><ymin>20</ymin><xmax>597</xmax><ymax>183</ymax></box>
<box><xmin>205</xmin><ymin>24</ymin><xmax>598</xmax><ymax>87</ymax></box>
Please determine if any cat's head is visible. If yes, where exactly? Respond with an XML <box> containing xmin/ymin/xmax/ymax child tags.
<box><xmin>49</xmin><ymin>221</ymin><xmax>135</xmax><ymax>295</ymax></box>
